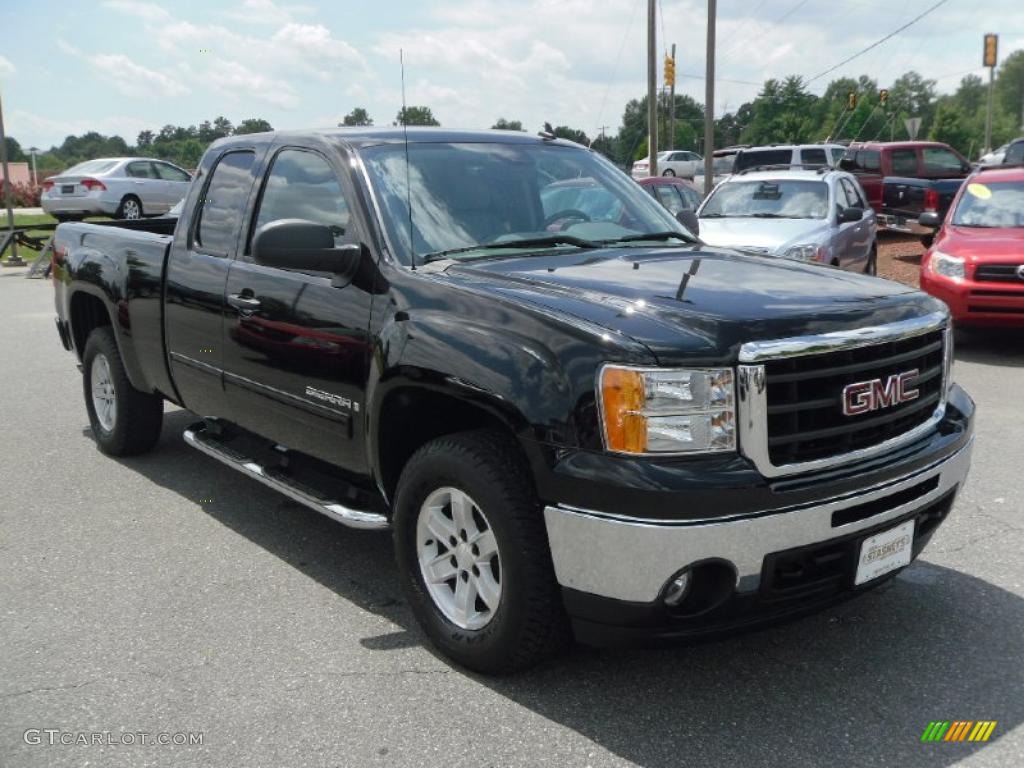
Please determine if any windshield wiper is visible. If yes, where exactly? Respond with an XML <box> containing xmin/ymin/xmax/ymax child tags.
<box><xmin>700</xmin><ymin>213</ymin><xmax>728</xmax><ymax>218</ymax></box>
<box><xmin>749</xmin><ymin>212</ymin><xmax>796</xmax><ymax>218</ymax></box>
<box><xmin>421</xmin><ymin>235</ymin><xmax>599</xmax><ymax>264</ymax></box>
<box><xmin>601</xmin><ymin>231</ymin><xmax>695</xmax><ymax>244</ymax></box>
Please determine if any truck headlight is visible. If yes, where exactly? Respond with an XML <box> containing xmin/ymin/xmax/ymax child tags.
<box><xmin>782</xmin><ymin>243</ymin><xmax>825</xmax><ymax>262</ymax></box>
<box><xmin>929</xmin><ymin>250</ymin><xmax>965</xmax><ymax>279</ymax></box>
<box><xmin>598</xmin><ymin>366</ymin><xmax>735</xmax><ymax>455</ymax></box>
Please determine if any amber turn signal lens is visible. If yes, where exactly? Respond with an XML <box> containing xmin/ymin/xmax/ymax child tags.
<box><xmin>600</xmin><ymin>367</ymin><xmax>647</xmax><ymax>453</ymax></box>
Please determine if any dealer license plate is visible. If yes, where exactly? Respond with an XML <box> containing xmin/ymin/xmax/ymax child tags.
<box><xmin>854</xmin><ymin>519</ymin><xmax>915</xmax><ymax>586</ymax></box>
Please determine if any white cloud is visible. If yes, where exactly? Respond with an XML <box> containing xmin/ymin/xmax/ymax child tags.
<box><xmin>0</xmin><ymin>54</ymin><xmax>14</xmax><ymax>77</ymax></box>
<box><xmin>221</xmin><ymin>0</ymin><xmax>311</xmax><ymax>26</ymax></box>
<box><xmin>101</xmin><ymin>0</ymin><xmax>172</xmax><ymax>22</ymax></box>
<box><xmin>92</xmin><ymin>54</ymin><xmax>190</xmax><ymax>98</ymax></box>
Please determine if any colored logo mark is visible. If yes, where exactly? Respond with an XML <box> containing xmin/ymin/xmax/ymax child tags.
<box><xmin>921</xmin><ymin>721</ymin><xmax>997</xmax><ymax>742</ymax></box>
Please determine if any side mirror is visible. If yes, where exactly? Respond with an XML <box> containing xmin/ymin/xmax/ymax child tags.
<box><xmin>252</xmin><ymin>219</ymin><xmax>361</xmax><ymax>274</ymax></box>
<box><xmin>838</xmin><ymin>207</ymin><xmax>863</xmax><ymax>223</ymax></box>
<box><xmin>918</xmin><ymin>211</ymin><xmax>942</xmax><ymax>229</ymax></box>
<box><xmin>676</xmin><ymin>209</ymin><xmax>700</xmax><ymax>236</ymax></box>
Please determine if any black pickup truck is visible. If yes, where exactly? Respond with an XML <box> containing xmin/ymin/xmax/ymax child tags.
<box><xmin>53</xmin><ymin>128</ymin><xmax>975</xmax><ymax>673</ymax></box>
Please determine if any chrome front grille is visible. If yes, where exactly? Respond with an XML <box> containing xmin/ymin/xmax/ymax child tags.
<box><xmin>737</xmin><ymin>312</ymin><xmax>950</xmax><ymax>478</ymax></box>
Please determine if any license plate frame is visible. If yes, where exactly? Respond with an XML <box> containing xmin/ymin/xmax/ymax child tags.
<box><xmin>854</xmin><ymin>519</ymin><xmax>915</xmax><ymax>586</ymax></box>
<box><xmin>61</xmin><ymin>184</ymin><xmax>75</xmax><ymax>194</ymax></box>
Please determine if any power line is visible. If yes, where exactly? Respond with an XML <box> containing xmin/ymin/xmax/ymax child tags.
<box><xmin>806</xmin><ymin>0</ymin><xmax>949</xmax><ymax>84</ymax></box>
<box><xmin>591</xmin><ymin>0</ymin><xmax>642</xmax><ymax>140</ymax></box>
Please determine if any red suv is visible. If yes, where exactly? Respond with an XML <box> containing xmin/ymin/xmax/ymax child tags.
<box><xmin>918</xmin><ymin>166</ymin><xmax>1024</xmax><ymax>326</ymax></box>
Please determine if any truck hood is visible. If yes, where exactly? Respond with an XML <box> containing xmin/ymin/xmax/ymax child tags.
<box><xmin>697</xmin><ymin>218</ymin><xmax>830</xmax><ymax>253</ymax></box>
<box><xmin>444</xmin><ymin>245</ymin><xmax>936</xmax><ymax>365</ymax></box>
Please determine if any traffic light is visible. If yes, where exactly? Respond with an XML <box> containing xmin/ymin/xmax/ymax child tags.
<box><xmin>847</xmin><ymin>91</ymin><xmax>857</xmax><ymax>110</ymax></box>
<box><xmin>983</xmin><ymin>34</ymin><xmax>998</xmax><ymax>68</ymax></box>
<box><xmin>664</xmin><ymin>55</ymin><xmax>675</xmax><ymax>88</ymax></box>
<box><xmin>879</xmin><ymin>89</ymin><xmax>889</xmax><ymax>107</ymax></box>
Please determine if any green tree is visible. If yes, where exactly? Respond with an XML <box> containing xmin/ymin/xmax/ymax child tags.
<box><xmin>341</xmin><ymin>107</ymin><xmax>373</xmax><ymax>126</ymax></box>
<box><xmin>395</xmin><ymin>106</ymin><xmax>440</xmax><ymax>126</ymax></box>
<box><xmin>995</xmin><ymin>50</ymin><xmax>1024</xmax><ymax>130</ymax></box>
<box><xmin>928</xmin><ymin>99</ymin><xmax>972</xmax><ymax>154</ymax></box>
<box><xmin>492</xmin><ymin>118</ymin><xmax>524</xmax><ymax>131</ymax></box>
<box><xmin>136</xmin><ymin>130</ymin><xmax>154</xmax><ymax>149</ymax></box>
<box><xmin>551</xmin><ymin>125</ymin><xmax>589</xmax><ymax>145</ymax></box>
<box><xmin>213</xmin><ymin>116</ymin><xmax>234</xmax><ymax>136</ymax></box>
<box><xmin>3</xmin><ymin>136</ymin><xmax>26</xmax><ymax>162</ymax></box>
<box><xmin>235</xmin><ymin>118</ymin><xmax>273</xmax><ymax>135</ymax></box>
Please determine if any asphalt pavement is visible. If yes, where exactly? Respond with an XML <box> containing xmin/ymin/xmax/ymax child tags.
<box><xmin>1</xmin><ymin>270</ymin><xmax>1022</xmax><ymax>768</ymax></box>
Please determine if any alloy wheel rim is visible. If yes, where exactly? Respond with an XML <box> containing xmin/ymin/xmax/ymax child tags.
<box><xmin>124</xmin><ymin>200</ymin><xmax>140</xmax><ymax>219</ymax></box>
<box><xmin>90</xmin><ymin>353</ymin><xmax>116</xmax><ymax>431</ymax></box>
<box><xmin>416</xmin><ymin>487</ymin><xmax>502</xmax><ymax>631</ymax></box>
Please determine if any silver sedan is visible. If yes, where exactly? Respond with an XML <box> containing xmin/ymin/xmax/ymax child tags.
<box><xmin>696</xmin><ymin>168</ymin><xmax>879</xmax><ymax>275</ymax></box>
<box><xmin>41</xmin><ymin>157</ymin><xmax>191</xmax><ymax>221</ymax></box>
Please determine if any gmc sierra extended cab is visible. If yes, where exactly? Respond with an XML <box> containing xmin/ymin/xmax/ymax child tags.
<box><xmin>53</xmin><ymin>128</ymin><xmax>975</xmax><ymax>673</ymax></box>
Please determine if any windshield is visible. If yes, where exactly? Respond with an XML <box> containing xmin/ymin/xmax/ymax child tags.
<box><xmin>951</xmin><ymin>181</ymin><xmax>1024</xmax><ymax>227</ymax></box>
<box><xmin>700</xmin><ymin>179</ymin><xmax>829</xmax><ymax>219</ymax></box>
<box><xmin>64</xmin><ymin>159</ymin><xmax>120</xmax><ymax>175</ymax></box>
<box><xmin>359</xmin><ymin>142</ymin><xmax>690</xmax><ymax>264</ymax></box>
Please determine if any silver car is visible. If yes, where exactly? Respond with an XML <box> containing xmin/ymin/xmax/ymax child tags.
<box><xmin>696</xmin><ymin>168</ymin><xmax>879</xmax><ymax>274</ymax></box>
<box><xmin>41</xmin><ymin>157</ymin><xmax>191</xmax><ymax>221</ymax></box>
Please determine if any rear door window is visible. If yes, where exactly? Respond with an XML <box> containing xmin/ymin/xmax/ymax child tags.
<box><xmin>922</xmin><ymin>147</ymin><xmax>964</xmax><ymax>175</ymax></box>
<box><xmin>734</xmin><ymin>149</ymin><xmax>793</xmax><ymax>171</ymax></box>
<box><xmin>126</xmin><ymin>161</ymin><xmax>158</xmax><ymax>179</ymax></box>
<box><xmin>195</xmin><ymin>150</ymin><xmax>256</xmax><ymax>256</ymax></box>
<box><xmin>890</xmin><ymin>149</ymin><xmax>918</xmax><ymax>175</ymax></box>
<box><xmin>800</xmin><ymin>148</ymin><xmax>827</xmax><ymax>167</ymax></box>
<box><xmin>854</xmin><ymin>150</ymin><xmax>881</xmax><ymax>172</ymax></box>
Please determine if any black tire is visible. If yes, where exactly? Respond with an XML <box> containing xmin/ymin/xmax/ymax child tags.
<box><xmin>116</xmin><ymin>195</ymin><xmax>143</xmax><ymax>220</ymax></box>
<box><xmin>662</xmin><ymin>168</ymin><xmax>676</xmax><ymax>176</ymax></box>
<box><xmin>83</xmin><ymin>327</ymin><xmax>163</xmax><ymax>456</ymax></box>
<box><xmin>393</xmin><ymin>430</ymin><xmax>570</xmax><ymax>674</ymax></box>
<box><xmin>864</xmin><ymin>246</ymin><xmax>878</xmax><ymax>276</ymax></box>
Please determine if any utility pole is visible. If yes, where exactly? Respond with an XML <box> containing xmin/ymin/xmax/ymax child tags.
<box><xmin>669</xmin><ymin>43</ymin><xmax>677</xmax><ymax>151</ymax></box>
<box><xmin>0</xmin><ymin>86</ymin><xmax>23</xmax><ymax>266</ymax></box>
<box><xmin>647</xmin><ymin>0</ymin><xmax>658</xmax><ymax>176</ymax></box>
<box><xmin>28</xmin><ymin>147</ymin><xmax>38</xmax><ymax>187</ymax></box>
<box><xmin>703</xmin><ymin>0</ymin><xmax>716</xmax><ymax>196</ymax></box>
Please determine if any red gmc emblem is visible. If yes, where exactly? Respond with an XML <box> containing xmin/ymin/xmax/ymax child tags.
<box><xmin>842</xmin><ymin>370</ymin><xmax>920</xmax><ymax>416</ymax></box>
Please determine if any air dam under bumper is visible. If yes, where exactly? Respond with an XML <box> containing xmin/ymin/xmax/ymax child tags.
<box><xmin>544</xmin><ymin>436</ymin><xmax>973</xmax><ymax>643</ymax></box>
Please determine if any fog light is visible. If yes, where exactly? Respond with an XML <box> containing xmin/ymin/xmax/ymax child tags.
<box><xmin>662</xmin><ymin>570</ymin><xmax>692</xmax><ymax>607</ymax></box>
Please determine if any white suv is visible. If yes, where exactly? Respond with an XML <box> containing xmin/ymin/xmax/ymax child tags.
<box><xmin>732</xmin><ymin>144</ymin><xmax>847</xmax><ymax>174</ymax></box>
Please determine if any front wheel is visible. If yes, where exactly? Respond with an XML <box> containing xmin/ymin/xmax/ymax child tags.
<box><xmin>83</xmin><ymin>327</ymin><xmax>163</xmax><ymax>455</ymax></box>
<box><xmin>393</xmin><ymin>430</ymin><xmax>569</xmax><ymax>673</ymax></box>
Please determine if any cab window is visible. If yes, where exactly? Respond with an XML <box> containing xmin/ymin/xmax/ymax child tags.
<box><xmin>251</xmin><ymin>148</ymin><xmax>351</xmax><ymax>249</ymax></box>
<box><xmin>890</xmin><ymin>149</ymin><xmax>918</xmax><ymax>175</ymax></box>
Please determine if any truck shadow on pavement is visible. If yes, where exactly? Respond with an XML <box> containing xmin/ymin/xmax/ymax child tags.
<box><xmin>954</xmin><ymin>327</ymin><xmax>1024</xmax><ymax>367</ymax></box>
<box><xmin>119</xmin><ymin>409</ymin><xmax>1023</xmax><ymax>768</ymax></box>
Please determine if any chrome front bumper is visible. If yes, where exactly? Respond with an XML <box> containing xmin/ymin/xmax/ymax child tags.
<box><xmin>543</xmin><ymin>437</ymin><xmax>973</xmax><ymax>604</ymax></box>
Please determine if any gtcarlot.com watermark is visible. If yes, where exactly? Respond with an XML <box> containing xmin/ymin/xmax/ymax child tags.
<box><xmin>23</xmin><ymin>729</ymin><xmax>204</xmax><ymax>747</ymax></box>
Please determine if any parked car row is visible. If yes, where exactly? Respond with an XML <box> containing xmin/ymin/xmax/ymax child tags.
<box><xmin>41</xmin><ymin>157</ymin><xmax>192</xmax><ymax>221</ymax></box>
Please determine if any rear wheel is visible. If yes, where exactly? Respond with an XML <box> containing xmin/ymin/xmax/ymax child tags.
<box><xmin>393</xmin><ymin>430</ymin><xmax>569</xmax><ymax>673</ymax></box>
<box><xmin>117</xmin><ymin>195</ymin><xmax>143</xmax><ymax>220</ymax></box>
<box><xmin>662</xmin><ymin>168</ymin><xmax>676</xmax><ymax>177</ymax></box>
<box><xmin>83</xmin><ymin>327</ymin><xmax>163</xmax><ymax>455</ymax></box>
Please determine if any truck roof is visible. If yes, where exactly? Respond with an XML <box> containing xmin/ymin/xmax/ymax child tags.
<box><xmin>847</xmin><ymin>141</ymin><xmax>952</xmax><ymax>151</ymax></box>
<box><xmin>209</xmin><ymin>127</ymin><xmax>582</xmax><ymax>151</ymax></box>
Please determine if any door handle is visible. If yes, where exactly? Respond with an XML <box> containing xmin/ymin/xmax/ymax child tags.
<box><xmin>228</xmin><ymin>293</ymin><xmax>262</xmax><ymax>311</ymax></box>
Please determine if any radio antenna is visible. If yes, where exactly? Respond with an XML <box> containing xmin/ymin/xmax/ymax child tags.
<box><xmin>400</xmin><ymin>48</ymin><xmax>416</xmax><ymax>270</ymax></box>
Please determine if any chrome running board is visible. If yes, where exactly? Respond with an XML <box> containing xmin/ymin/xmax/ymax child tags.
<box><xmin>183</xmin><ymin>423</ymin><xmax>389</xmax><ymax>531</ymax></box>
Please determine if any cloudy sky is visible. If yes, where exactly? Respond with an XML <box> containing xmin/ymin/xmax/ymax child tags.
<box><xmin>3</xmin><ymin>0</ymin><xmax>1021</xmax><ymax>149</ymax></box>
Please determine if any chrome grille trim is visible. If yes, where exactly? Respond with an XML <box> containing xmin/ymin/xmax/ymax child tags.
<box><xmin>737</xmin><ymin>312</ymin><xmax>950</xmax><ymax>478</ymax></box>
